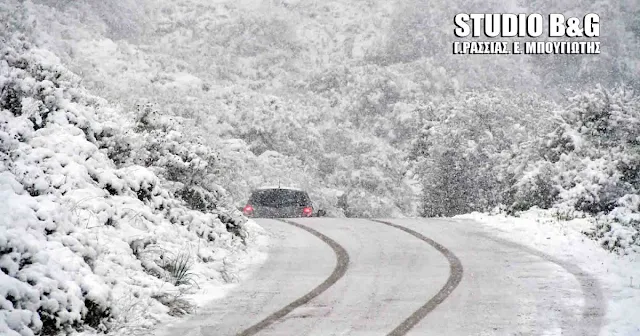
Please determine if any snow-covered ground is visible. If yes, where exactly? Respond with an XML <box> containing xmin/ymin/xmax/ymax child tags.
<box><xmin>76</xmin><ymin>220</ymin><xmax>268</xmax><ymax>336</ymax></box>
<box><xmin>455</xmin><ymin>210</ymin><xmax>640</xmax><ymax>336</ymax></box>
<box><xmin>119</xmin><ymin>219</ymin><xmax>270</xmax><ymax>336</ymax></box>
<box><xmin>180</xmin><ymin>220</ymin><xmax>269</xmax><ymax>308</ymax></box>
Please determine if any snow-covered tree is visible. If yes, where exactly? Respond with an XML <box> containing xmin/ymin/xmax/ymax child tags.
<box><xmin>511</xmin><ymin>87</ymin><xmax>640</xmax><ymax>253</ymax></box>
<box><xmin>410</xmin><ymin>90</ymin><xmax>555</xmax><ymax>216</ymax></box>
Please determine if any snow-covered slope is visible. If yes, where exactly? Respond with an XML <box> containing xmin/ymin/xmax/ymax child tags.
<box><xmin>0</xmin><ymin>30</ymin><xmax>264</xmax><ymax>336</ymax></box>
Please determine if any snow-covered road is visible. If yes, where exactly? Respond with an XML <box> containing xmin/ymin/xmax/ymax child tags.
<box><xmin>156</xmin><ymin>218</ymin><xmax>605</xmax><ymax>336</ymax></box>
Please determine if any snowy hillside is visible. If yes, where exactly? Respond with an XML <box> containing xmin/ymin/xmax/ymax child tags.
<box><xmin>0</xmin><ymin>20</ymin><xmax>264</xmax><ymax>336</ymax></box>
<box><xmin>17</xmin><ymin>0</ymin><xmax>638</xmax><ymax>221</ymax></box>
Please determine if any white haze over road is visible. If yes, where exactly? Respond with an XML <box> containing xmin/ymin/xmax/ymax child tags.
<box><xmin>153</xmin><ymin>218</ymin><xmax>606</xmax><ymax>336</ymax></box>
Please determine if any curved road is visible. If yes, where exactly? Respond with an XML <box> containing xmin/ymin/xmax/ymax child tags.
<box><xmin>156</xmin><ymin>218</ymin><xmax>604</xmax><ymax>336</ymax></box>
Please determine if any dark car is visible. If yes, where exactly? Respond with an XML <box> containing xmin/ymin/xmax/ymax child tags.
<box><xmin>241</xmin><ymin>187</ymin><xmax>323</xmax><ymax>218</ymax></box>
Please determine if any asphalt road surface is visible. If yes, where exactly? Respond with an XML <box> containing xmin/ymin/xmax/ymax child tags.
<box><xmin>157</xmin><ymin>218</ymin><xmax>605</xmax><ymax>336</ymax></box>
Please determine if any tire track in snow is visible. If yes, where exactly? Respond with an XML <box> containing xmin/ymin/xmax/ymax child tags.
<box><xmin>371</xmin><ymin>219</ymin><xmax>464</xmax><ymax>336</ymax></box>
<box><xmin>236</xmin><ymin>219</ymin><xmax>350</xmax><ymax>336</ymax></box>
<box><xmin>478</xmin><ymin>233</ymin><xmax>605</xmax><ymax>336</ymax></box>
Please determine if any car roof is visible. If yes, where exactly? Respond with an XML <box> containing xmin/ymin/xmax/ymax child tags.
<box><xmin>255</xmin><ymin>186</ymin><xmax>305</xmax><ymax>191</ymax></box>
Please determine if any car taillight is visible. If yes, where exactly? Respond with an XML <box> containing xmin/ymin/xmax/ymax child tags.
<box><xmin>243</xmin><ymin>205</ymin><xmax>254</xmax><ymax>216</ymax></box>
<box><xmin>302</xmin><ymin>207</ymin><xmax>313</xmax><ymax>216</ymax></box>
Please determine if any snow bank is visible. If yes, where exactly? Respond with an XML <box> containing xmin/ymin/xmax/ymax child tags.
<box><xmin>456</xmin><ymin>210</ymin><xmax>640</xmax><ymax>336</ymax></box>
<box><xmin>0</xmin><ymin>34</ymin><xmax>264</xmax><ymax>335</ymax></box>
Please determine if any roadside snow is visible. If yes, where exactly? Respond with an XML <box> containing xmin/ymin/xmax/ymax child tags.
<box><xmin>181</xmin><ymin>219</ymin><xmax>269</xmax><ymax>308</ymax></box>
<box><xmin>455</xmin><ymin>210</ymin><xmax>640</xmax><ymax>336</ymax></box>
<box><xmin>92</xmin><ymin>220</ymin><xmax>269</xmax><ymax>336</ymax></box>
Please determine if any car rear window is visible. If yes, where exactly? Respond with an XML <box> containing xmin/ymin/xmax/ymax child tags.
<box><xmin>250</xmin><ymin>189</ymin><xmax>311</xmax><ymax>207</ymax></box>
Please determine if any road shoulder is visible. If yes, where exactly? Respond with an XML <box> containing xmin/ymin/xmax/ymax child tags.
<box><xmin>456</xmin><ymin>212</ymin><xmax>640</xmax><ymax>336</ymax></box>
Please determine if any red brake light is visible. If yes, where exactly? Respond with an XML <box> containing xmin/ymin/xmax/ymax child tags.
<box><xmin>243</xmin><ymin>205</ymin><xmax>254</xmax><ymax>216</ymax></box>
<box><xmin>302</xmin><ymin>207</ymin><xmax>313</xmax><ymax>216</ymax></box>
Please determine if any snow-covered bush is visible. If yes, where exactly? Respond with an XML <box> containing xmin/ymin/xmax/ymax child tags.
<box><xmin>509</xmin><ymin>160</ymin><xmax>559</xmax><ymax>212</ymax></box>
<box><xmin>410</xmin><ymin>86</ymin><xmax>640</xmax><ymax>255</ymax></box>
<box><xmin>510</xmin><ymin>87</ymin><xmax>640</xmax><ymax>253</ymax></box>
<box><xmin>0</xmin><ymin>32</ymin><xmax>257</xmax><ymax>335</ymax></box>
<box><xmin>94</xmin><ymin>100</ymin><xmax>249</xmax><ymax>239</ymax></box>
<box><xmin>584</xmin><ymin>194</ymin><xmax>640</xmax><ymax>254</ymax></box>
<box><xmin>409</xmin><ymin>90</ymin><xmax>555</xmax><ymax>216</ymax></box>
